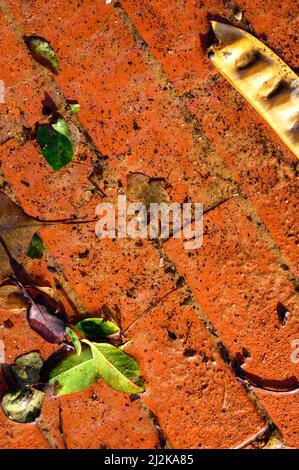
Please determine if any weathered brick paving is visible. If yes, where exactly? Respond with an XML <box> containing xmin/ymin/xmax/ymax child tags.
<box><xmin>0</xmin><ymin>0</ymin><xmax>297</xmax><ymax>448</ymax></box>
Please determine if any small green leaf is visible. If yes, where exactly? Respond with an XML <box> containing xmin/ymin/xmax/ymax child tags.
<box><xmin>10</xmin><ymin>352</ymin><xmax>44</xmax><ymax>388</ymax></box>
<box><xmin>2</xmin><ymin>389</ymin><xmax>45</xmax><ymax>423</ymax></box>
<box><xmin>27</xmin><ymin>233</ymin><xmax>45</xmax><ymax>259</ymax></box>
<box><xmin>70</xmin><ymin>103</ymin><xmax>80</xmax><ymax>114</ymax></box>
<box><xmin>25</xmin><ymin>36</ymin><xmax>59</xmax><ymax>73</ymax></box>
<box><xmin>52</xmin><ymin>118</ymin><xmax>72</xmax><ymax>139</ymax></box>
<box><xmin>38</xmin><ymin>118</ymin><xmax>73</xmax><ymax>170</ymax></box>
<box><xmin>1</xmin><ymin>352</ymin><xmax>45</xmax><ymax>423</ymax></box>
<box><xmin>75</xmin><ymin>317</ymin><xmax>120</xmax><ymax>340</ymax></box>
<box><xmin>66</xmin><ymin>326</ymin><xmax>82</xmax><ymax>356</ymax></box>
<box><xmin>83</xmin><ymin>340</ymin><xmax>144</xmax><ymax>394</ymax></box>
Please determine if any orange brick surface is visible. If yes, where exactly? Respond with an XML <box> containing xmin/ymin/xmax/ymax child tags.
<box><xmin>185</xmin><ymin>77</ymin><xmax>299</xmax><ymax>276</ymax></box>
<box><xmin>0</xmin><ymin>0</ymin><xmax>298</xmax><ymax>449</ymax></box>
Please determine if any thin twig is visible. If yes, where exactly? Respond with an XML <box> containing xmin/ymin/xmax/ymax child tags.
<box><xmin>234</xmin><ymin>425</ymin><xmax>270</xmax><ymax>449</ymax></box>
<box><xmin>121</xmin><ymin>287</ymin><xmax>178</xmax><ymax>335</ymax></box>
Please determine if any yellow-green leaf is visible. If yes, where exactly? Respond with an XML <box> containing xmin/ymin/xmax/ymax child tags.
<box><xmin>83</xmin><ymin>340</ymin><xmax>144</xmax><ymax>394</ymax></box>
<box><xmin>42</xmin><ymin>346</ymin><xmax>100</xmax><ymax>396</ymax></box>
<box><xmin>25</xmin><ymin>36</ymin><xmax>59</xmax><ymax>74</ymax></box>
<box><xmin>42</xmin><ymin>340</ymin><xmax>144</xmax><ymax>396</ymax></box>
<box><xmin>2</xmin><ymin>389</ymin><xmax>45</xmax><ymax>423</ymax></box>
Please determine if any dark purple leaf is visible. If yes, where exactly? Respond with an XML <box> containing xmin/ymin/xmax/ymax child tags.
<box><xmin>12</xmin><ymin>280</ymin><xmax>66</xmax><ymax>343</ymax></box>
<box><xmin>27</xmin><ymin>301</ymin><xmax>66</xmax><ymax>343</ymax></box>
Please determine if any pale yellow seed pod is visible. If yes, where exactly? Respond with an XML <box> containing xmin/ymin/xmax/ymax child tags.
<box><xmin>209</xmin><ymin>21</ymin><xmax>299</xmax><ymax>159</ymax></box>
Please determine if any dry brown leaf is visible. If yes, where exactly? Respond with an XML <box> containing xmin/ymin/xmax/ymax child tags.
<box><xmin>0</xmin><ymin>191</ymin><xmax>98</xmax><ymax>281</ymax></box>
<box><xmin>33</xmin><ymin>285</ymin><xmax>56</xmax><ymax>298</ymax></box>
<box><xmin>0</xmin><ymin>285</ymin><xmax>26</xmax><ymax>311</ymax></box>
<box><xmin>126</xmin><ymin>173</ymin><xmax>170</xmax><ymax>207</ymax></box>
<box><xmin>0</xmin><ymin>193</ymin><xmax>41</xmax><ymax>280</ymax></box>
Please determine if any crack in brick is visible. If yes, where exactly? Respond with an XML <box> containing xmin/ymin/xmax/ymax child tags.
<box><xmin>58</xmin><ymin>399</ymin><xmax>68</xmax><ymax>449</ymax></box>
<box><xmin>148</xmin><ymin>239</ymin><xmax>277</xmax><ymax>430</ymax></box>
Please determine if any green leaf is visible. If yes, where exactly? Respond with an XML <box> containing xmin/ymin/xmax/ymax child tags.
<box><xmin>66</xmin><ymin>326</ymin><xmax>82</xmax><ymax>356</ymax></box>
<box><xmin>10</xmin><ymin>352</ymin><xmax>44</xmax><ymax>388</ymax></box>
<box><xmin>27</xmin><ymin>233</ymin><xmax>45</xmax><ymax>259</ymax></box>
<box><xmin>42</xmin><ymin>346</ymin><xmax>101</xmax><ymax>396</ymax></box>
<box><xmin>42</xmin><ymin>341</ymin><xmax>144</xmax><ymax>396</ymax></box>
<box><xmin>75</xmin><ymin>317</ymin><xmax>120</xmax><ymax>340</ymax></box>
<box><xmin>83</xmin><ymin>340</ymin><xmax>144</xmax><ymax>394</ymax></box>
<box><xmin>2</xmin><ymin>389</ymin><xmax>45</xmax><ymax>423</ymax></box>
<box><xmin>37</xmin><ymin>118</ymin><xmax>73</xmax><ymax>170</ymax></box>
<box><xmin>25</xmin><ymin>36</ymin><xmax>59</xmax><ymax>74</ymax></box>
<box><xmin>1</xmin><ymin>352</ymin><xmax>45</xmax><ymax>423</ymax></box>
<box><xmin>70</xmin><ymin>103</ymin><xmax>80</xmax><ymax>114</ymax></box>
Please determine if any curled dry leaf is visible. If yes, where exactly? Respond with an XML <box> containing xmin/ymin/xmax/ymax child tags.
<box><xmin>0</xmin><ymin>192</ymin><xmax>41</xmax><ymax>280</ymax></box>
<box><xmin>126</xmin><ymin>173</ymin><xmax>170</xmax><ymax>208</ymax></box>
<box><xmin>24</xmin><ymin>36</ymin><xmax>59</xmax><ymax>74</ymax></box>
<box><xmin>0</xmin><ymin>191</ymin><xmax>98</xmax><ymax>282</ymax></box>
<box><xmin>0</xmin><ymin>282</ymin><xmax>57</xmax><ymax>311</ymax></box>
<box><xmin>0</xmin><ymin>285</ymin><xmax>26</xmax><ymax>311</ymax></box>
<box><xmin>33</xmin><ymin>285</ymin><xmax>56</xmax><ymax>298</ymax></box>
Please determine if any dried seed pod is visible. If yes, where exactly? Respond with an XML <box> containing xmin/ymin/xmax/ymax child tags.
<box><xmin>209</xmin><ymin>21</ymin><xmax>299</xmax><ymax>159</ymax></box>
